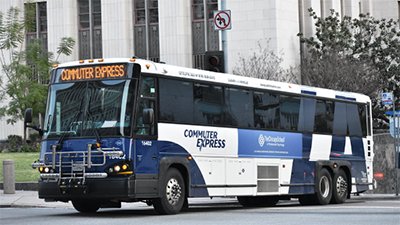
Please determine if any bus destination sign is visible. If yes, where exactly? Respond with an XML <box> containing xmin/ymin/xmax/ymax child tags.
<box><xmin>60</xmin><ymin>64</ymin><xmax>126</xmax><ymax>81</ymax></box>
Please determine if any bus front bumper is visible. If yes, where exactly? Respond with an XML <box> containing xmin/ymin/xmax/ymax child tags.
<box><xmin>38</xmin><ymin>174</ymin><xmax>159</xmax><ymax>202</ymax></box>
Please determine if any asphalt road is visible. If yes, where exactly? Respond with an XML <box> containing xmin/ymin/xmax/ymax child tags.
<box><xmin>1</xmin><ymin>198</ymin><xmax>399</xmax><ymax>225</ymax></box>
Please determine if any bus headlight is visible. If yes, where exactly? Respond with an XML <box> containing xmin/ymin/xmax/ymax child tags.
<box><xmin>105</xmin><ymin>160</ymin><xmax>133</xmax><ymax>176</ymax></box>
<box><xmin>114</xmin><ymin>165</ymin><xmax>121</xmax><ymax>172</ymax></box>
<box><xmin>39</xmin><ymin>167</ymin><xmax>55</xmax><ymax>173</ymax></box>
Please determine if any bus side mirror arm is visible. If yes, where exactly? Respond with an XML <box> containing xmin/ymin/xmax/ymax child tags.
<box><xmin>24</xmin><ymin>108</ymin><xmax>43</xmax><ymax>136</ymax></box>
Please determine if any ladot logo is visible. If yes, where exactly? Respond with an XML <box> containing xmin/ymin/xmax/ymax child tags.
<box><xmin>258</xmin><ymin>134</ymin><xmax>265</xmax><ymax>147</ymax></box>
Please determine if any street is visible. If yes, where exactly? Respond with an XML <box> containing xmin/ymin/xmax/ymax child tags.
<box><xmin>1</xmin><ymin>198</ymin><xmax>399</xmax><ymax>225</ymax></box>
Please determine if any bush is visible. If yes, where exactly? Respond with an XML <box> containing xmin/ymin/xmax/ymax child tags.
<box><xmin>0</xmin><ymin>134</ymin><xmax>41</xmax><ymax>153</ymax></box>
<box><xmin>20</xmin><ymin>145</ymin><xmax>34</xmax><ymax>152</ymax></box>
<box><xmin>8</xmin><ymin>135</ymin><xmax>23</xmax><ymax>152</ymax></box>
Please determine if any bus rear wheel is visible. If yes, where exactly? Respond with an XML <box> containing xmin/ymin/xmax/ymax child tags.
<box><xmin>299</xmin><ymin>168</ymin><xmax>332</xmax><ymax>205</ymax></box>
<box><xmin>330</xmin><ymin>169</ymin><xmax>348</xmax><ymax>204</ymax></box>
<box><xmin>72</xmin><ymin>200</ymin><xmax>100</xmax><ymax>213</ymax></box>
<box><xmin>153</xmin><ymin>168</ymin><xmax>186</xmax><ymax>215</ymax></box>
<box><xmin>314</xmin><ymin>168</ymin><xmax>332</xmax><ymax>205</ymax></box>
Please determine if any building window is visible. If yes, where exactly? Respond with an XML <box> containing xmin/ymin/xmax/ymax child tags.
<box><xmin>38</xmin><ymin>3</ymin><xmax>47</xmax><ymax>32</ymax></box>
<box><xmin>25</xmin><ymin>2</ymin><xmax>47</xmax><ymax>42</ymax></box>
<box><xmin>133</xmin><ymin>0</ymin><xmax>160</xmax><ymax>62</ymax></box>
<box><xmin>78</xmin><ymin>0</ymin><xmax>102</xmax><ymax>59</ymax></box>
<box><xmin>191</xmin><ymin>0</ymin><xmax>219</xmax><ymax>69</ymax></box>
<box><xmin>25</xmin><ymin>2</ymin><xmax>48</xmax><ymax>83</ymax></box>
<box><xmin>192</xmin><ymin>0</ymin><xmax>217</xmax><ymax>21</ymax></box>
<box><xmin>134</xmin><ymin>0</ymin><xmax>146</xmax><ymax>25</ymax></box>
<box><xmin>134</xmin><ymin>0</ymin><xmax>158</xmax><ymax>25</ymax></box>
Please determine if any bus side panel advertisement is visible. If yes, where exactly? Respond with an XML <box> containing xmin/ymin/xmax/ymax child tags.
<box><xmin>158</xmin><ymin>123</ymin><xmax>238</xmax><ymax>156</ymax></box>
<box><xmin>238</xmin><ymin>129</ymin><xmax>303</xmax><ymax>159</ymax></box>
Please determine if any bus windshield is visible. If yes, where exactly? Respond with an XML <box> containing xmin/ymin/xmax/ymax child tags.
<box><xmin>43</xmin><ymin>79</ymin><xmax>136</xmax><ymax>139</ymax></box>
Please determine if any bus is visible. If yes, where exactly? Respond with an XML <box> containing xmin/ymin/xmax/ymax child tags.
<box><xmin>26</xmin><ymin>57</ymin><xmax>374</xmax><ymax>214</ymax></box>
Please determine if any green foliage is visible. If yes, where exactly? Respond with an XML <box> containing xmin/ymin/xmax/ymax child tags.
<box><xmin>0</xmin><ymin>7</ymin><xmax>24</xmax><ymax>50</ymax></box>
<box><xmin>1</xmin><ymin>134</ymin><xmax>40</xmax><ymax>152</ymax></box>
<box><xmin>298</xmin><ymin>8</ymin><xmax>400</xmax><ymax>128</ymax></box>
<box><xmin>0</xmin><ymin>5</ymin><xmax>75</xmax><ymax>127</ymax></box>
<box><xmin>7</xmin><ymin>134</ymin><xmax>23</xmax><ymax>152</ymax></box>
<box><xmin>56</xmin><ymin>37</ymin><xmax>76</xmax><ymax>61</ymax></box>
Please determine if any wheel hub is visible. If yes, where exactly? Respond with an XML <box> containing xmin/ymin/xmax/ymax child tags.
<box><xmin>166</xmin><ymin>178</ymin><xmax>182</xmax><ymax>205</ymax></box>
<box><xmin>336</xmin><ymin>176</ymin><xmax>347</xmax><ymax>196</ymax></box>
<box><xmin>320</xmin><ymin>176</ymin><xmax>330</xmax><ymax>198</ymax></box>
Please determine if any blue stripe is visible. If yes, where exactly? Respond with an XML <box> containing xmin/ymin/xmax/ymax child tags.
<box><xmin>335</xmin><ymin>95</ymin><xmax>356</xmax><ymax>101</ymax></box>
<box><xmin>301</xmin><ymin>90</ymin><xmax>316</xmax><ymax>95</ymax></box>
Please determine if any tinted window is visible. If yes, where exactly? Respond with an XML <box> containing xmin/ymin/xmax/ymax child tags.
<box><xmin>314</xmin><ymin>100</ymin><xmax>334</xmax><ymax>133</ymax></box>
<box><xmin>333</xmin><ymin>102</ymin><xmax>347</xmax><ymax>135</ymax></box>
<box><xmin>298</xmin><ymin>97</ymin><xmax>315</xmax><ymax>132</ymax></box>
<box><xmin>194</xmin><ymin>83</ymin><xmax>223</xmax><ymax>125</ymax></box>
<box><xmin>159</xmin><ymin>79</ymin><xmax>194</xmax><ymax>123</ymax></box>
<box><xmin>347</xmin><ymin>103</ymin><xmax>362</xmax><ymax>136</ymax></box>
<box><xmin>253</xmin><ymin>91</ymin><xmax>280</xmax><ymax>129</ymax></box>
<box><xmin>280</xmin><ymin>95</ymin><xmax>300</xmax><ymax>131</ymax></box>
<box><xmin>225</xmin><ymin>88</ymin><xmax>253</xmax><ymax>127</ymax></box>
<box><xmin>140</xmin><ymin>77</ymin><xmax>156</xmax><ymax>97</ymax></box>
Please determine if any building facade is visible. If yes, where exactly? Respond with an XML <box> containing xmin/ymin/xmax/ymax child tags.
<box><xmin>0</xmin><ymin>0</ymin><xmax>399</xmax><ymax>140</ymax></box>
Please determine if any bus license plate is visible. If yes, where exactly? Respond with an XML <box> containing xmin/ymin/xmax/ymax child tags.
<box><xmin>73</xmin><ymin>165</ymin><xmax>84</xmax><ymax>171</ymax></box>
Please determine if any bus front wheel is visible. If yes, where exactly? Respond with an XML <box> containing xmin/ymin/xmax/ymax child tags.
<box><xmin>72</xmin><ymin>200</ymin><xmax>100</xmax><ymax>213</ymax></box>
<box><xmin>153</xmin><ymin>168</ymin><xmax>186</xmax><ymax>215</ymax></box>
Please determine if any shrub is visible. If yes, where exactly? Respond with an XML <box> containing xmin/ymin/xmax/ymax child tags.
<box><xmin>8</xmin><ymin>135</ymin><xmax>23</xmax><ymax>152</ymax></box>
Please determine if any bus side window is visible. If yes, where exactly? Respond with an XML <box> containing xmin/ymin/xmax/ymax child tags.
<box><xmin>136</xmin><ymin>100</ymin><xmax>155</xmax><ymax>135</ymax></box>
<box><xmin>313</xmin><ymin>100</ymin><xmax>334</xmax><ymax>133</ymax></box>
<box><xmin>141</xmin><ymin>77</ymin><xmax>156</xmax><ymax>98</ymax></box>
<box><xmin>298</xmin><ymin>97</ymin><xmax>316</xmax><ymax>132</ymax></box>
<box><xmin>279</xmin><ymin>95</ymin><xmax>300</xmax><ymax>131</ymax></box>
<box><xmin>253</xmin><ymin>91</ymin><xmax>280</xmax><ymax>129</ymax></box>
<box><xmin>136</xmin><ymin>77</ymin><xmax>156</xmax><ymax>135</ymax></box>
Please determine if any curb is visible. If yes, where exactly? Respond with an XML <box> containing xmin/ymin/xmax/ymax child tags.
<box><xmin>0</xmin><ymin>182</ymin><xmax>38</xmax><ymax>191</ymax></box>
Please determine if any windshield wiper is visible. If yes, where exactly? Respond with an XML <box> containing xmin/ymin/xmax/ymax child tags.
<box><xmin>86</xmin><ymin>109</ymin><xmax>103</xmax><ymax>145</ymax></box>
<box><xmin>55</xmin><ymin>99</ymin><xmax>84</xmax><ymax>150</ymax></box>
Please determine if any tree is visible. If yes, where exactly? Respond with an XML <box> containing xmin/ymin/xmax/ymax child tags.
<box><xmin>232</xmin><ymin>40</ymin><xmax>300</xmax><ymax>84</ymax></box>
<box><xmin>0</xmin><ymin>6</ymin><xmax>75</xmax><ymax>127</ymax></box>
<box><xmin>298</xmin><ymin>8</ymin><xmax>400</xmax><ymax>128</ymax></box>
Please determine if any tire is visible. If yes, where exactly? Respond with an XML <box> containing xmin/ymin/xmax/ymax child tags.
<box><xmin>72</xmin><ymin>200</ymin><xmax>100</xmax><ymax>213</ymax></box>
<box><xmin>153</xmin><ymin>168</ymin><xmax>186</xmax><ymax>215</ymax></box>
<box><xmin>314</xmin><ymin>168</ymin><xmax>332</xmax><ymax>205</ymax></box>
<box><xmin>298</xmin><ymin>195</ymin><xmax>314</xmax><ymax>205</ymax></box>
<box><xmin>330</xmin><ymin>169</ymin><xmax>348</xmax><ymax>204</ymax></box>
<box><xmin>238</xmin><ymin>196</ymin><xmax>278</xmax><ymax>207</ymax></box>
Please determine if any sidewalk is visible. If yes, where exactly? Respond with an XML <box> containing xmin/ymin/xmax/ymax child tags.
<box><xmin>0</xmin><ymin>190</ymin><xmax>72</xmax><ymax>208</ymax></box>
<box><xmin>1</xmin><ymin>190</ymin><xmax>399</xmax><ymax>209</ymax></box>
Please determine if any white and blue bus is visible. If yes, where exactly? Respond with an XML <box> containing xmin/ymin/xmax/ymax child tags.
<box><xmin>26</xmin><ymin>58</ymin><xmax>374</xmax><ymax>214</ymax></box>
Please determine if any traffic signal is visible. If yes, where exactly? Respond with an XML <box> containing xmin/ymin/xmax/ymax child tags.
<box><xmin>205</xmin><ymin>51</ymin><xmax>224</xmax><ymax>73</ymax></box>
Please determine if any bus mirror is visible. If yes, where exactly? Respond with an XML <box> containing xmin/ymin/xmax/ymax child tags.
<box><xmin>142</xmin><ymin>108</ymin><xmax>154</xmax><ymax>125</ymax></box>
<box><xmin>24</xmin><ymin>108</ymin><xmax>43</xmax><ymax>136</ymax></box>
<box><xmin>24</xmin><ymin>108</ymin><xmax>33</xmax><ymax>124</ymax></box>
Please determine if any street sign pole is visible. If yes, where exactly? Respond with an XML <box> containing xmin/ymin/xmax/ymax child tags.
<box><xmin>214</xmin><ymin>2</ymin><xmax>230</xmax><ymax>73</ymax></box>
<box><xmin>221</xmin><ymin>0</ymin><xmax>228</xmax><ymax>73</ymax></box>
<box><xmin>394</xmin><ymin>98</ymin><xmax>399</xmax><ymax>196</ymax></box>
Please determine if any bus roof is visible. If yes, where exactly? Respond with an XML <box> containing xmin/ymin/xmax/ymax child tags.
<box><xmin>55</xmin><ymin>58</ymin><xmax>371</xmax><ymax>103</ymax></box>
